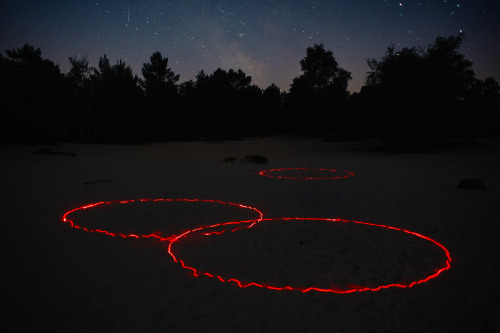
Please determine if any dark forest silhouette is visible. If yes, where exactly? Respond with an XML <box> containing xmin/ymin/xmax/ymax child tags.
<box><xmin>1</xmin><ymin>34</ymin><xmax>498</xmax><ymax>145</ymax></box>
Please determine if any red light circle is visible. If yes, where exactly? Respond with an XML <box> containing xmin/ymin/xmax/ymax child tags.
<box><xmin>61</xmin><ymin>198</ymin><xmax>264</xmax><ymax>241</ymax></box>
<box><xmin>168</xmin><ymin>217</ymin><xmax>452</xmax><ymax>293</ymax></box>
<box><xmin>258</xmin><ymin>168</ymin><xmax>354</xmax><ymax>180</ymax></box>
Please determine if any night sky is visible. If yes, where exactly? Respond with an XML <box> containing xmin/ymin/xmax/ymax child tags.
<box><xmin>1</xmin><ymin>1</ymin><xmax>499</xmax><ymax>92</ymax></box>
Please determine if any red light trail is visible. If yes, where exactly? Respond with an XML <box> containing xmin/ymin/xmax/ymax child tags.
<box><xmin>61</xmin><ymin>198</ymin><xmax>264</xmax><ymax>241</ymax></box>
<box><xmin>258</xmin><ymin>168</ymin><xmax>354</xmax><ymax>180</ymax></box>
<box><xmin>60</xmin><ymin>192</ymin><xmax>452</xmax><ymax>293</ymax></box>
<box><xmin>168</xmin><ymin>218</ymin><xmax>452</xmax><ymax>294</ymax></box>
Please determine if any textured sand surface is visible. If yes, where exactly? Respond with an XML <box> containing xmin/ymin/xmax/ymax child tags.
<box><xmin>4</xmin><ymin>137</ymin><xmax>500</xmax><ymax>332</ymax></box>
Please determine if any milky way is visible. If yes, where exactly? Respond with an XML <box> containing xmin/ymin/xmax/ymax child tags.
<box><xmin>1</xmin><ymin>1</ymin><xmax>498</xmax><ymax>92</ymax></box>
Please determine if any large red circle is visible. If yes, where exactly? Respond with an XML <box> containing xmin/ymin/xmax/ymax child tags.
<box><xmin>258</xmin><ymin>168</ymin><xmax>354</xmax><ymax>180</ymax></box>
<box><xmin>61</xmin><ymin>198</ymin><xmax>264</xmax><ymax>241</ymax></box>
<box><xmin>168</xmin><ymin>217</ymin><xmax>452</xmax><ymax>293</ymax></box>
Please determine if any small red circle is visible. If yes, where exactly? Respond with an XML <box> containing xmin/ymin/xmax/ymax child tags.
<box><xmin>258</xmin><ymin>168</ymin><xmax>354</xmax><ymax>180</ymax></box>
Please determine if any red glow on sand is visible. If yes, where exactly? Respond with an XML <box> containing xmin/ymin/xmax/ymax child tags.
<box><xmin>168</xmin><ymin>217</ymin><xmax>452</xmax><ymax>294</ymax></box>
<box><xmin>61</xmin><ymin>198</ymin><xmax>263</xmax><ymax>241</ymax></box>
<box><xmin>258</xmin><ymin>168</ymin><xmax>354</xmax><ymax>180</ymax></box>
<box><xmin>61</xmin><ymin>199</ymin><xmax>452</xmax><ymax>294</ymax></box>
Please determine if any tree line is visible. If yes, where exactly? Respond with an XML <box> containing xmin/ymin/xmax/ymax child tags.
<box><xmin>1</xmin><ymin>33</ymin><xmax>498</xmax><ymax>146</ymax></box>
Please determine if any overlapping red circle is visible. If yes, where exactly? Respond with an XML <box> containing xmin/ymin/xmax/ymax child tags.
<box><xmin>61</xmin><ymin>198</ymin><xmax>263</xmax><ymax>241</ymax></box>
<box><xmin>167</xmin><ymin>217</ymin><xmax>452</xmax><ymax>293</ymax></box>
<box><xmin>60</xmin><ymin>168</ymin><xmax>452</xmax><ymax>294</ymax></box>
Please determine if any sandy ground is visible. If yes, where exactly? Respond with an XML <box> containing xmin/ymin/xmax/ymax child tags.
<box><xmin>3</xmin><ymin>136</ymin><xmax>500</xmax><ymax>332</ymax></box>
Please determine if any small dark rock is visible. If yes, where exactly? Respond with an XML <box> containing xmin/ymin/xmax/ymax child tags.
<box><xmin>222</xmin><ymin>157</ymin><xmax>236</xmax><ymax>163</ymax></box>
<box><xmin>458</xmin><ymin>179</ymin><xmax>486</xmax><ymax>190</ymax></box>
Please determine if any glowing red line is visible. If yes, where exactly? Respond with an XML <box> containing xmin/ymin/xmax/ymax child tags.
<box><xmin>228</xmin><ymin>279</ymin><xmax>243</xmax><ymax>287</ymax></box>
<box><xmin>168</xmin><ymin>217</ymin><xmax>452</xmax><ymax>294</ymax></box>
<box><xmin>258</xmin><ymin>168</ymin><xmax>354</xmax><ymax>180</ymax></box>
<box><xmin>204</xmin><ymin>231</ymin><xmax>225</xmax><ymax>235</ymax></box>
<box><xmin>61</xmin><ymin>198</ymin><xmax>264</xmax><ymax>243</ymax></box>
<box><xmin>61</xmin><ymin>199</ymin><xmax>452</xmax><ymax>294</ymax></box>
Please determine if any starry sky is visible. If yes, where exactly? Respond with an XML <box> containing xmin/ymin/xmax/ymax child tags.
<box><xmin>1</xmin><ymin>1</ymin><xmax>498</xmax><ymax>93</ymax></box>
